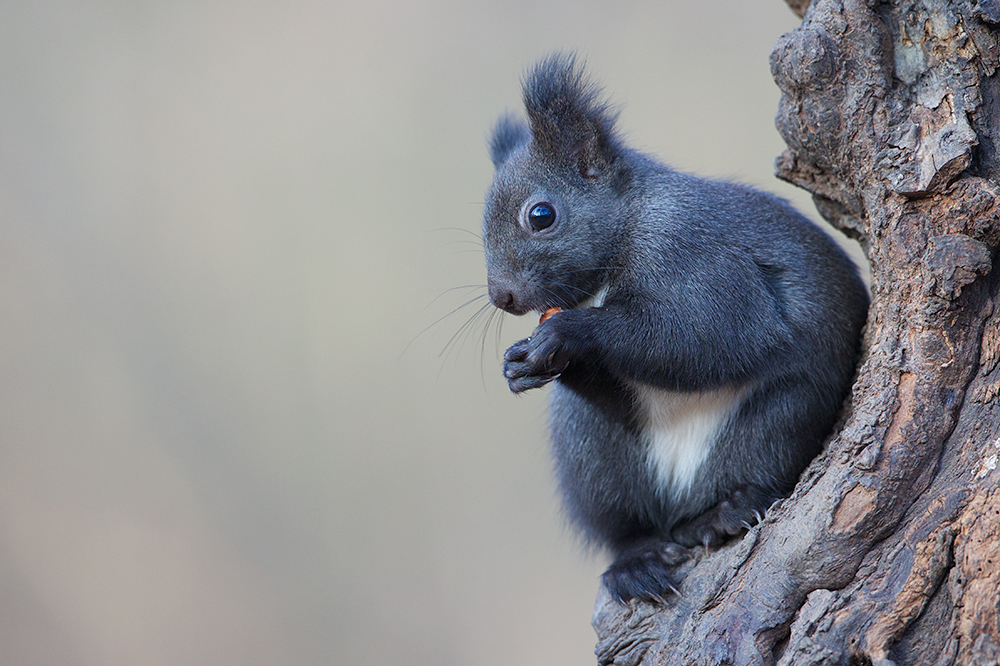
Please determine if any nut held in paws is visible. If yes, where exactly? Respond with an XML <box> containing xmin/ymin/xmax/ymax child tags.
<box><xmin>539</xmin><ymin>307</ymin><xmax>562</xmax><ymax>324</ymax></box>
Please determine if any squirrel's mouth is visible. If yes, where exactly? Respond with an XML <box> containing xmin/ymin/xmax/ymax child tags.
<box><xmin>532</xmin><ymin>284</ymin><xmax>611</xmax><ymax>320</ymax></box>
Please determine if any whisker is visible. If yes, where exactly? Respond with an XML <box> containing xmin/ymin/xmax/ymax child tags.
<box><xmin>494</xmin><ymin>309</ymin><xmax>508</xmax><ymax>360</ymax></box>
<box><xmin>545</xmin><ymin>280</ymin><xmax>598</xmax><ymax>301</ymax></box>
<box><xmin>558</xmin><ymin>266</ymin><xmax>625</xmax><ymax>274</ymax></box>
<box><xmin>427</xmin><ymin>226</ymin><xmax>484</xmax><ymax>243</ymax></box>
<box><xmin>440</xmin><ymin>301</ymin><xmax>494</xmax><ymax>361</ymax></box>
<box><xmin>437</xmin><ymin>239</ymin><xmax>486</xmax><ymax>250</ymax></box>
<box><xmin>428</xmin><ymin>293</ymin><xmax>490</xmax><ymax>339</ymax></box>
<box><xmin>450</xmin><ymin>305</ymin><xmax>497</xmax><ymax>373</ymax></box>
<box><xmin>399</xmin><ymin>291</ymin><xmax>488</xmax><ymax>361</ymax></box>
<box><xmin>479</xmin><ymin>307</ymin><xmax>504</xmax><ymax>388</ymax></box>
<box><xmin>425</xmin><ymin>284</ymin><xmax>487</xmax><ymax>308</ymax></box>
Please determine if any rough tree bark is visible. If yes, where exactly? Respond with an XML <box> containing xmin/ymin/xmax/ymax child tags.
<box><xmin>591</xmin><ymin>1</ymin><xmax>1000</xmax><ymax>664</ymax></box>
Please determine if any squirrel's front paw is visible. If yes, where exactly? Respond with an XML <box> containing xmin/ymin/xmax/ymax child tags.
<box><xmin>502</xmin><ymin>324</ymin><xmax>570</xmax><ymax>394</ymax></box>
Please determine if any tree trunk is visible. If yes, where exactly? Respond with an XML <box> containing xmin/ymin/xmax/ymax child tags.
<box><xmin>590</xmin><ymin>1</ymin><xmax>1000</xmax><ymax>664</ymax></box>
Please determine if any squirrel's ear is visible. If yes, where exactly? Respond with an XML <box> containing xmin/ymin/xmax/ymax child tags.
<box><xmin>522</xmin><ymin>52</ymin><xmax>621</xmax><ymax>179</ymax></box>
<box><xmin>489</xmin><ymin>113</ymin><xmax>530</xmax><ymax>169</ymax></box>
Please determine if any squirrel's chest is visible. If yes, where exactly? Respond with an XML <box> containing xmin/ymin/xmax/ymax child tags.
<box><xmin>630</xmin><ymin>384</ymin><xmax>746</xmax><ymax>501</ymax></box>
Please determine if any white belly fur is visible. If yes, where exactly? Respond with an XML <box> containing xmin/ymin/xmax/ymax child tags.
<box><xmin>632</xmin><ymin>384</ymin><xmax>747</xmax><ymax>502</ymax></box>
<box><xmin>575</xmin><ymin>284</ymin><xmax>610</xmax><ymax>310</ymax></box>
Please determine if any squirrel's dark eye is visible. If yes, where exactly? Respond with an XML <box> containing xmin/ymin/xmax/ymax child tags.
<box><xmin>528</xmin><ymin>203</ymin><xmax>556</xmax><ymax>231</ymax></box>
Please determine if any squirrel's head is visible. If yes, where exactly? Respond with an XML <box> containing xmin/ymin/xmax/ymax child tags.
<box><xmin>483</xmin><ymin>53</ymin><xmax>629</xmax><ymax>316</ymax></box>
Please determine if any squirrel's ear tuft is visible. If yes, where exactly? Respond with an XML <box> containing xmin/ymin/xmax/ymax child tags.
<box><xmin>488</xmin><ymin>112</ymin><xmax>530</xmax><ymax>168</ymax></box>
<box><xmin>522</xmin><ymin>52</ymin><xmax>621</xmax><ymax>178</ymax></box>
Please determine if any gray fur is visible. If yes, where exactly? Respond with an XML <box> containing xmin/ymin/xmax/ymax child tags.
<box><xmin>481</xmin><ymin>53</ymin><xmax>869</xmax><ymax>603</ymax></box>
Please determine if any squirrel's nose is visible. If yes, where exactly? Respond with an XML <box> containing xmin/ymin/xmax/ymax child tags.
<box><xmin>489</xmin><ymin>286</ymin><xmax>517</xmax><ymax>312</ymax></box>
<box><xmin>488</xmin><ymin>278</ymin><xmax>521</xmax><ymax>313</ymax></box>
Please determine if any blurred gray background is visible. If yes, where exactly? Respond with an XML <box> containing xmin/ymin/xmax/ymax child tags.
<box><xmin>0</xmin><ymin>2</ymin><xmax>864</xmax><ymax>665</ymax></box>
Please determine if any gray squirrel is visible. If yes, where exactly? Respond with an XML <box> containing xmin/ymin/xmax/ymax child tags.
<box><xmin>481</xmin><ymin>53</ymin><xmax>869</xmax><ymax>604</ymax></box>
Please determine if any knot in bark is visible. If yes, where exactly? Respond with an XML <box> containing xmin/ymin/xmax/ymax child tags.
<box><xmin>770</xmin><ymin>27</ymin><xmax>840</xmax><ymax>92</ymax></box>
<box><xmin>923</xmin><ymin>233</ymin><xmax>993</xmax><ymax>300</ymax></box>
